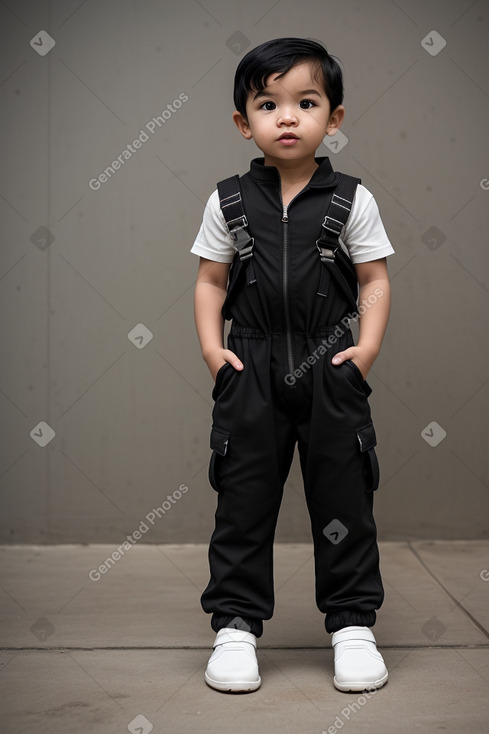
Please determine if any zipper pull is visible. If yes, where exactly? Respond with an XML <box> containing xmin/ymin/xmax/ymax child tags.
<box><xmin>282</xmin><ymin>204</ymin><xmax>288</xmax><ymax>222</ymax></box>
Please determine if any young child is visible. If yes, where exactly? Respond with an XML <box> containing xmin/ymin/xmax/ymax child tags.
<box><xmin>191</xmin><ymin>37</ymin><xmax>394</xmax><ymax>694</ymax></box>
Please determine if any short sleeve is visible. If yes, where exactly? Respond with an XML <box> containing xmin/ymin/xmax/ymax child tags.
<box><xmin>340</xmin><ymin>185</ymin><xmax>395</xmax><ymax>264</ymax></box>
<box><xmin>190</xmin><ymin>189</ymin><xmax>235</xmax><ymax>263</ymax></box>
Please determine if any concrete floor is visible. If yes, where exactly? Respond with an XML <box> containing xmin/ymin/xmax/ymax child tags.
<box><xmin>1</xmin><ymin>541</ymin><xmax>488</xmax><ymax>733</ymax></box>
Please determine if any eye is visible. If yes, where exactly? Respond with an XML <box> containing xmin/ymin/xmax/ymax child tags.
<box><xmin>300</xmin><ymin>99</ymin><xmax>316</xmax><ymax>109</ymax></box>
<box><xmin>259</xmin><ymin>101</ymin><xmax>276</xmax><ymax>110</ymax></box>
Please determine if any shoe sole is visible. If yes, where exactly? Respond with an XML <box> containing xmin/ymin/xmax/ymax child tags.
<box><xmin>204</xmin><ymin>672</ymin><xmax>262</xmax><ymax>693</ymax></box>
<box><xmin>333</xmin><ymin>672</ymin><xmax>388</xmax><ymax>692</ymax></box>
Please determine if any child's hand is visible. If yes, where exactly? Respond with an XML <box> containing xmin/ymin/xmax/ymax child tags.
<box><xmin>331</xmin><ymin>347</ymin><xmax>375</xmax><ymax>381</ymax></box>
<box><xmin>207</xmin><ymin>349</ymin><xmax>244</xmax><ymax>382</ymax></box>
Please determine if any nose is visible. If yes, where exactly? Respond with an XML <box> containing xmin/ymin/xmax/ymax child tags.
<box><xmin>277</xmin><ymin>107</ymin><xmax>298</xmax><ymax>126</ymax></box>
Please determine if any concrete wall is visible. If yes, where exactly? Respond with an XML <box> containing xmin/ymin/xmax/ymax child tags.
<box><xmin>1</xmin><ymin>0</ymin><xmax>488</xmax><ymax>542</ymax></box>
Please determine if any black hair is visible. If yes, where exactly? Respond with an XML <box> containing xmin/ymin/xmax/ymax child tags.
<box><xmin>233</xmin><ymin>37</ymin><xmax>344</xmax><ymax>120</ymax></box>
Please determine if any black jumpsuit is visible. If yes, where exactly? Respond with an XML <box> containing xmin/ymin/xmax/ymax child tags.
<box><xmin>201</xmin><ymin>156</ymin><xmax>384</xmax><ymax>636</ymax></box>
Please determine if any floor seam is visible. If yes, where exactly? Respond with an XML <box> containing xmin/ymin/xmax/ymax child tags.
<box><xmin>407</xmin><ymin>541</ymin><xmax>489</xmax><ymax>640</ymax></box>
<box><xmin>2</xmin><ymin>644</ymin><xmax>489</xmax><ymax>651</ymax></box>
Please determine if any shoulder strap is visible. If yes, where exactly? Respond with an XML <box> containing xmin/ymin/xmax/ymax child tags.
<box><xmin>217</xmin><ymin>175</ymin><xmax>255</xmax><ymax>264</ymax></box>
<box><xmin>316</xmin><ymin>173</ymin><xmax>361</xmax><ymax>311</ymax></box>
<box><xmin>217</xmin><ymin>176</ymin><xmax>256</xmax><ymax>318</ymax></box>
<box><xmin>316</xmin><ymin>173</ymin><xmax>360</xmax><ymax>259</ymax></box>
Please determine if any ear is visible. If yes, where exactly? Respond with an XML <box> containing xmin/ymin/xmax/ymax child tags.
<box><xmin>325</xmin><ymin>104</ymin><xmax>345</xmax><ymax>136</ymax></box>
<box><xmin>232</xmin><ymin>110</ymin><xmax>253</xmax><ymax>140</ymax></box>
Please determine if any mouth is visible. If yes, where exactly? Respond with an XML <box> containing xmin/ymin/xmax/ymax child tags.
<box><xmin>278</xmin><ymin>132</ymin><xmax>299</xmax><ymax>146</ymax></box>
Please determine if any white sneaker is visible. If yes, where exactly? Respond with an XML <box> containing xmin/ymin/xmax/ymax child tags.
<box><xmin>332</xmin><ymin>626</ymin><xmax>388</xmax><ymax>692</ymax></box>
<box><xmin>204</xmin><ymin>627</ymin><xmax>261</xmax><ymax>693</ymax></box>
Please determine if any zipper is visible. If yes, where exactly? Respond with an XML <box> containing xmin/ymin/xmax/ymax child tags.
<box><xmin>279</xmin><ymin>193</ymin><xmax>295</xmax><ymax>379</ymax></box>
<box><xmin>279</xmin><ymin>177</ymin><xmax>312</xmax><ymax>380</ymax></box>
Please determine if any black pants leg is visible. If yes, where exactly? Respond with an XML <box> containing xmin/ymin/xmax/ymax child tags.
<box><xmin>201</xmin><ymin>334</ymin><xmax>296</xmax><ymax>637</ymax></box>
<box><xmin>297</xmin><ymin>332</ymin><xmax>384</xmax><ymax>633</ymax></box>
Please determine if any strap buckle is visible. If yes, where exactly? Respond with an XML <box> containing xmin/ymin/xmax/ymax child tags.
<box><xmin>316</xmin><ymin>242</ymin><xmax>339</xmax><ymax>261</ymax></box>
<box><xmin>321</xmin><ymin>215</ymin><xmax>344</xmax><ymax>236</ymax></box>
<box><xmin>316</xmin><ymin>238</ymin><xmax>339</xmax><ymax>262</ymax></box>
<box><xmin>316</xmin><ymin>214</ymin><xmax>343</xmax><ymax>261</ymax></box>
<box><xmin>230</xmin><ymin>218</ymin><xmax>254</xmax><ymax>261</ymax></box>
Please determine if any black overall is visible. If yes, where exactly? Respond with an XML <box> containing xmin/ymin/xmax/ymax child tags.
<box><xmin>201</xmin><ymin>157</ymin><xmax>384</xmax><ymax>636</ymax></box>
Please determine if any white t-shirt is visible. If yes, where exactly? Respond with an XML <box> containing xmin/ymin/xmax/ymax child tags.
<box><xmin>191</xmin><ymin>184</ymin><xmax>395</xmax><ymax>264</ymax></box>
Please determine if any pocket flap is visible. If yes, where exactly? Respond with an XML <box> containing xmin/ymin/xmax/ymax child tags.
<box><xmin>356</xmin><ymin>422</ymin><xmax>377</xmax><ymax>452</ymax></box>
<box><xmin>210</xmin><ymin>426</ymin><xmax>230</xmax><ymax>456</ymax></box>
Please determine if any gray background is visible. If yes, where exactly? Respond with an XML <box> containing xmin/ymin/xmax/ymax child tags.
<box><xmin>1</xmin><ymin>0</ymin><xmax>488</xmax><ymax>543</ymax></box>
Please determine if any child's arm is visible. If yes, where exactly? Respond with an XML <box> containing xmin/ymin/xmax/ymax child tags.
<box><xmin>194</xmin><ymin>257</ymin><xmax>244</xmax><ymax>381</ymax></box>
<box><xmin>331</xmin><ymin>258</ymin><xmax>391</xmax><ymax>379</ymax></box>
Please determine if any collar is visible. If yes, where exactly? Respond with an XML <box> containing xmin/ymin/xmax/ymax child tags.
<box><xmin>248</xmin><ymin>156</ymin><xmax>337</xmax><ymax>188</ymax></box>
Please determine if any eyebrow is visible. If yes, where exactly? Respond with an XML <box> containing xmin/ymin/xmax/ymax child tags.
<box><xmin>252</xmin><ymin>88</ymin><xmax>322</xmax><ymax>101</ymax></box>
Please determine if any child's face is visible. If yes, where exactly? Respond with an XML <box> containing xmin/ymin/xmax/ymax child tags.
<box><xmin>233</xmin><ymin>60</ymin><xmax>344</xmax><ymax>166</ymax></box>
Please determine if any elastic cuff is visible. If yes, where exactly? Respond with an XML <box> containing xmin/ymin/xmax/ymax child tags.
<box><xmin>211</xmin><ymin>614</ymin><xmax>263</xmax><ymax>638</ymax></box>
<box><xmin>325</xmin><ymin>610</ymin><xmax>377</xmax><ymax>634</ymax></box>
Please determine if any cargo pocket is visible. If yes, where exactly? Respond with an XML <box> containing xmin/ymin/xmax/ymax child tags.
<box><xmin>356</xmin><ymin>421</ymin><xmax>380</xmax><ymax>492</ymax></box>
<box><xmin>208</xmin><ymin>426</ymin><xmax>230</xmax><ymax>492</ymax></box>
